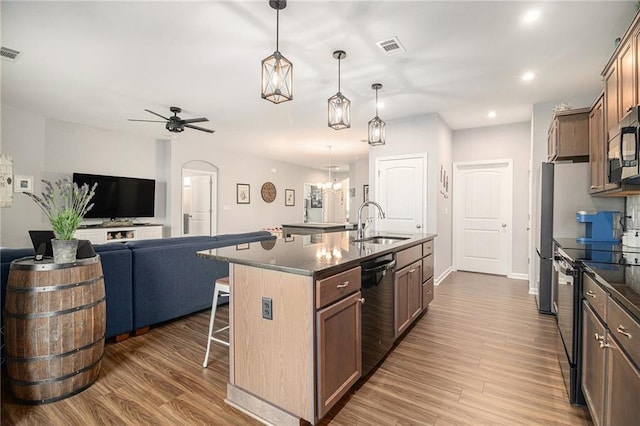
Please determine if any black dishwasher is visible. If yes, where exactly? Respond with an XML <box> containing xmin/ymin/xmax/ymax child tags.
<box><xmin>360</xmin><ymin>254</ymin><xmax>396</xmax><ymax>376</ymax></box>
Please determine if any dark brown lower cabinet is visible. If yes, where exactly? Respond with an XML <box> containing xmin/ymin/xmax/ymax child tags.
<box><xmin>604</xmin><ymin>337</ymin><xmax>640</xmax><ymax>426</ymax></box>
<box><xmin>582</xmin><ymin>299</ymin><xmax>640</xmax><ymax>426</ymax></box>
<box><xmin>394</xmin><ymin>260</ymin><xmax>422</xmax><ymax>337</ymax></box>
<box><xmin>316</xmin><ymin>291</ymin><xmax>362</xmax><ymax>419</ymax></box>
<box><xmin>582</xmin><ymin>302</ymin><xmax>606</xmax><ymax>426</ymax></box>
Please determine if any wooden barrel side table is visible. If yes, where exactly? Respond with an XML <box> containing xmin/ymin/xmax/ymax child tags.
<box><xmin>3</xmin><ymin>256</ymin><xmax>106</xmax><ymax>404</ymax></box>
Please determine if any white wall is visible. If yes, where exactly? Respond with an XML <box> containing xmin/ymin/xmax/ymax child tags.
<box><xmin>368</xmin><ymin>113</ymin><xmax>453</xmax><ymax>282</ymax></box>
<box><xmin>1</xmin><ymin>105</ymin><xmax>48</xmax><ymax>247</ymax></box>
<box><xmin>453</xmin><ymin>121</ymin><xmax>531</xmax><ymax>277</ymax></box>
<box><xmin>436</xmin><ymin>115</ymin><xmax>453</xmax><ymax>282</ymax></box>
<box><xmin>1</xmin><ymin>105</ymin><xmax>334</xmax><ymax>248</ymax></box>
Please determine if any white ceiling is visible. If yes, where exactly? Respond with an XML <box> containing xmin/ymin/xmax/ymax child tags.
<box><xmin>1</xmin><ymin>1</ymin><xmax>636</xmax><ymax>171</ymax></box>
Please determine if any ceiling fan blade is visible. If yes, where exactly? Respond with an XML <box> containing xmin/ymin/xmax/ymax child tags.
<box><xmin>144</xmin><ymin>109</ymin><xmax>170</xmax><ymax>120</ymax></box>
<box><xmin>184</xmin><ymin>124</ymin><xmax>215</xmax><ymax>133</ymax></box>
<box><xmin>180</xmin><ymin>117</ymin><xmax>209</xmax><ymax>124</ymax></box>
<box><xmin>128</xmin><ymin>119</ymin><xmax>166</xmax><ymax>123</ymax></box>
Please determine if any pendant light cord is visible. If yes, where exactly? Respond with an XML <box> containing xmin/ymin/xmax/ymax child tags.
<box><xmin>337</xmin><ymin>57</ymin><xmax>341</xmax><ymax>93</ymax></box>
<box><xmin>375</xmin><ymin>87</ymin><xmax>379</xmax><ymax>117</ymax></box>
<box><xmin>276</xmin><ymin>9</ymin><xmax>280</xmax><ymax>52</ymax></box>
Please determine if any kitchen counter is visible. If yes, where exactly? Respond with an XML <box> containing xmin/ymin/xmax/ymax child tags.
<box><xmin>281</xmin><ymin>222</ymin><xmax>353</xmax><ymax>237</ymax></box>
<box><xmin>197</xmin><ymin>231</ymin><xmax>436</xmax><ymax>278</ymax></box>
<box><xmin>583</xmin><ymin>262</ymin><xmax>640</xmax><ymax>321</ymax></box>
<box><xmin>198</xmin><ymin>230</ymin><xmax>436</xmax><ymax>425</ymax></box>
<box><xmin>553</xmin><ymin>238</ymin><xmax>640</xmax><ymax>321</ymax></box>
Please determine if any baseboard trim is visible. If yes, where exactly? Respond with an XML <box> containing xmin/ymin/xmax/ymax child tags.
<box><xmin>508</xmin><ymin>272</ymin><xmax>529</xmax><ymax>281</ymax></box>
<box><xmin>529</xmin><ymin>287</ymin><xmax>539</xmax><ymax>295</ymax></box>
<box><xmin>435</xmin><ymin>267</ymin><xmax>453</xmax><ymax>286</ymax></box>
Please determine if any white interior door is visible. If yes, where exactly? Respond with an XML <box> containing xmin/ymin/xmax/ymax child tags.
<box><xmin>375</xmin><ymin>155</ymin><xmax>426</xmax><ymax>233</ymax></box>
<box><xmin>190</xmin><ymin>175</ymin><xmax>212</xmax><ymax>236</ymax></box>
<box><xmin>453</xmin><ymin>160</ymin><xmax>512</xmax><ymax>275</ymax></box>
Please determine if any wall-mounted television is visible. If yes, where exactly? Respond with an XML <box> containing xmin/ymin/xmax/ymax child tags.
<box><xmin>72</xmin><ymin>173</ymin><xmax>156</xmax><ymax>219</ymax></box>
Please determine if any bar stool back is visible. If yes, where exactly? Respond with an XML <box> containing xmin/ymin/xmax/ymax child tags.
<box><xmin>202</xmin><ymin>276</ymin><xmax>230</xmax><ymax>368</ymax></box>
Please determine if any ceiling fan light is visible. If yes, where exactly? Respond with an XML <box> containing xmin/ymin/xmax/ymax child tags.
<box><xmin>261</xmin><ymin>51</ymin><xmax>293</xmax><ymax>103</ymax></box>
<box><xmin>328</xmin><ymin>92</ymin><xmax>351</xmax><ymax>130</ymax></box>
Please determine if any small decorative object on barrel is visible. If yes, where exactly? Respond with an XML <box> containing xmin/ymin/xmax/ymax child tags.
<box><xmin>24</xmin><ymin>178</ymin><xmax>96</xmax><ymax>263</ymax></box>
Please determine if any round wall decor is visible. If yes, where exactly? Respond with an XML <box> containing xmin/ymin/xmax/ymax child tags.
<box><xmin>261</xmin><ymin>182</ymin><xmax>277</xmax><ymax>203</ymax></box>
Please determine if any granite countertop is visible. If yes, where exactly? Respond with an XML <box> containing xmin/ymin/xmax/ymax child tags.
<box><xmin>197</xmin><ymin>231</ymin><xmax>436</xmax><ymax>278</ymax></box>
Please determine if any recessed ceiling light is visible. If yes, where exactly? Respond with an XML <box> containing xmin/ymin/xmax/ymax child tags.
<box><xmin>522</xmin><ymin>9</ymin><xmax>541</xmax><ymax>23</ymax></box>
<box><xmin>488</xmin><ymin>111</ymin><xmax>497</xmax><ymax>118</ymax></box>
<box><xmin>521</xmin><ymin>71</ymin><xmax>535</xmax><ymax>81</ymax></box>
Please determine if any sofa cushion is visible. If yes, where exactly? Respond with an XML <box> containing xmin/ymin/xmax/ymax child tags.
<box><xmin>129</xmin><ymin>240</ymin><xmax>230</xmax><ymax>329</ymax></box>
<box><xmin>93</xmin><ymin>243</ymin><xmax>133</xmax><ymax>338</ymax></box>
<box><xmin>126</xmin><ymin>236</ymin><xmax>217</xmax><ymax>250</ymax></box>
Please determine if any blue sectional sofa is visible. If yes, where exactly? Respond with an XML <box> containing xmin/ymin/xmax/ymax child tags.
<box><xmin>1</xmin><ymin>231</ymin><xmax>274</xmax><ymax>341</ymax></box>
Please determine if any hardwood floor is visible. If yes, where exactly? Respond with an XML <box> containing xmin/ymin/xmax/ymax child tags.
<box><xmin>2</xmin><ymin>271</ymin><xmax>592</xmax><ymax>425</ymax></box>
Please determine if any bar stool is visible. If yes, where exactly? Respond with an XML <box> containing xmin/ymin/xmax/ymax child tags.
<box><xmin>202</xmin><ymin>276</ymin><xmax>230</xmax><ymax>368</ymax></box>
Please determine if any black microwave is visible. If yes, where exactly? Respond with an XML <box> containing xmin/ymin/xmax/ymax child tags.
<box><xmin>608</xmin><ymin>106</ymin><xmax>640</xmax><ymax>184</ymax></box>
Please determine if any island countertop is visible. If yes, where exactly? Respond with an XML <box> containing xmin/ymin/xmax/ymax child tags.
<box><xmin>197</xmin><ymin>231</ymin><xmax>436</xmax><ymax>278</ymax></box>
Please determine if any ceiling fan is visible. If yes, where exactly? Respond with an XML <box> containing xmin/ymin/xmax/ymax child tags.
<box><xmin>128</xmin><ymin>106</ymin><xmax>215</xmax><ymax>134</ymax></box>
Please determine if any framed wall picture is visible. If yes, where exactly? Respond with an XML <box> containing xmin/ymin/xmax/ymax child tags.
<box><xmin>14</xmin><ymin>175</ymin><xmax>33</xmax><ymax>193</ymax></box>
<box><xmin>236</xmin><ymin>183</ymin><xmax>250</xmax><ymax>204</ymax></box>
<box><xmin>285</xmin><ymin>189</ymin><xmax>295</xmax><ymax>206</ymax></box>
<box><xmin>363</xmin><ymin>184</ymin><xmax>369</xmax><ymax>202</ymax></box>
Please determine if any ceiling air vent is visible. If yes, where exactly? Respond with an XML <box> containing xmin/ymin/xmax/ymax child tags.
<box><xmin>376</xmin><ymin>37</ymin><xmax>406</xmax><ymax>55</ymax></box>
<box><xmin>1</xmin><ymin>47</ymin><xmax>21</xmax><ymax>62</ymax></box>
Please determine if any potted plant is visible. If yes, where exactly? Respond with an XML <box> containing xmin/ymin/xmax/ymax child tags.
<box><xmin>25</xmin><ymin>178</ymin><xmax>97</xmax><ymax>263</ymax></box>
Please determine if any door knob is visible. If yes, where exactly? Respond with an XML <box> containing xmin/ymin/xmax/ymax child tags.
<box><xmin>501</xmin><ymin>223</ymin><xmax>507</xmax><ymax>228</ymax></box>
<box><xmin>416</xmin><ymin>224</ymin><xmax>422</xmax><ymax>229</ymax></box>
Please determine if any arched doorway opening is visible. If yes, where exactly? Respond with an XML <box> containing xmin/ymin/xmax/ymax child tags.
<box><xmin>182</xmin><ymin>161</ymin><xmax>218</xmax><ymax>236</ymax></box>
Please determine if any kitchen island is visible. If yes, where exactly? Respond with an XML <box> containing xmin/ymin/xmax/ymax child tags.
<box><xmin>197</xmin><ymin>230</ymin><xmax>436</xmax><ymax>425</ymax></box>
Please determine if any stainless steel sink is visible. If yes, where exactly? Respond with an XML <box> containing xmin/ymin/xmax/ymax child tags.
<box><xmin>354</xmin><ymin>236</ymin><xmax>410</xmax><ymax>244</ymax></box>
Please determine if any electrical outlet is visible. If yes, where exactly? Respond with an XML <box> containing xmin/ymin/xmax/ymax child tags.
<box><xmin>262</xmin><ymin>297</ymin><xmax>273</xmax><ymax>320</ymax></box>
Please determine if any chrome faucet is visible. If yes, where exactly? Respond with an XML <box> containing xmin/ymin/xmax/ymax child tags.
<box><xmin>356</xmin><ymin>201</ymin><xmax>386</xmax><ymax>240</ymax></box>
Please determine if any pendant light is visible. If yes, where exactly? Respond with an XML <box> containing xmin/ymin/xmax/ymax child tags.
<box><xmin>318</xmin><ymin>145</ymin><xmax>342</xmax><ymax>192</ymax></box>
<box><xmin>368</xmin><ymin>83</ymin><xmax>386</xmax><ymax>146</ymax></box>
<box><xmin>261</xmin><ymin>0</ymin><xmax>293</xmax><ymax>104</ymax></box>
<box><xmin>328</xmin><ymin>50</ymin><xmax>350</xmax><ymax>130</ymax></box>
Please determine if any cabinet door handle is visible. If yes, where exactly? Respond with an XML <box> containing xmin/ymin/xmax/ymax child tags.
<box><xmin>409</xmin><ymin>269</ymin><xmax>416</xmax><ymax>273</ymax></box>
<box><xmin>586</xmin><ymin>290</ymin><xmax>596</xmax><ymax>298</ymax></box>
<box><xmin>616</xmin><ymin>325</ymin><xmax>632</xmax><ymax>338</ymax></box>
<box><xmin>594</xmin><ymin>333</ymin><xmax>604</xmax><ymax>342</ymax></box>
<box><xmin>336</xmin><ymin>281</ymin><xmax>349</xmax><ymax>288</ymax></box>
<box><xmin>358</xmin><ymin>297</ymin><xmax>365</xmax><ymax>304</ymax></box>
<box><xmin>599</xmin><ymin>341</ymin><xmax>612</xmax><ymax>349</ymax></box>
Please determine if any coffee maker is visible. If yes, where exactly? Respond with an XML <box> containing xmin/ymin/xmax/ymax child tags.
<box><xmin>576</xmin><ymin>211</ymin><xmax>621</xmax><ymax>243</ymax></box>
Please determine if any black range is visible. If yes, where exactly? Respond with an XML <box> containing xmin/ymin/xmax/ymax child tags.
<box><xmin>551</xmin><ymin>238</ymin><xmax>640</xmax><ymax>406</ymax></box>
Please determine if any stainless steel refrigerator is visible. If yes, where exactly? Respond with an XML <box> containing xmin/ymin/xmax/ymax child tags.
<box><xmin>534</xmin><ymin>162</ymin><xmax>622</xmax><ymax>314</ymax></box>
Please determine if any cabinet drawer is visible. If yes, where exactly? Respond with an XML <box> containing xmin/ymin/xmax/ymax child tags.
<box><xmin>316</xmin><ymin>266</ymin><xmax>361</xmax><ymax>309</ymax></box>
<box><xmin>422</xmin><ymin>254</ymin><xmax>434</xmax><ymax>282</ymax></box>
<box><xmin>607</xmin><ymin>298</ymin><xmax>640</xmax><ymax>363</ymax></box>
<box><xmin>422</xmin><ymin>240</ymin><xmax>433</xmax><ymax>257</ymax></box>
<box><xmin>422</xmin><ymin>277</ymin><xmax>434</xmax><ymax>308</ymax></box>
<box><xmin>396</xmin><ymin>245</ymin><xmax>422</xmax><ymax>270</ymax></box>
<box><xmin>584</xmin><ymin>274</ymin><xmax>607</xmax><ymax>320</ymax></box>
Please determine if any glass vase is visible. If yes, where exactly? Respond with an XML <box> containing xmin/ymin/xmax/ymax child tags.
<box><xmin>51</xmin><ymin>239</ymin><xmax>78</xmax><ymax>264</ymax></box>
